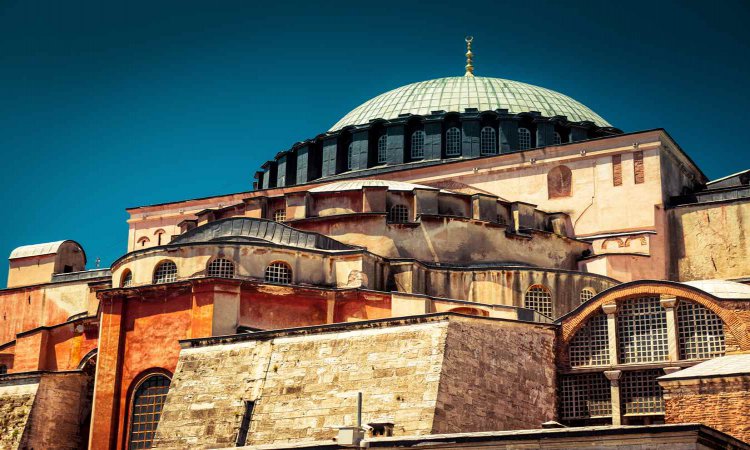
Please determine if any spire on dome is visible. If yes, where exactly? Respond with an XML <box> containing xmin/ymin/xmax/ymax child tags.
<box><xmin>464</xmin><ymin>36</ymin><xmax>474</xmax><ymax>77</ymax></box>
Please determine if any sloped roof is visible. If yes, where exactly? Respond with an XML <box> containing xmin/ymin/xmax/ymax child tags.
<box><xmin>9</xmin><ymin>240</ymin><xmax>80</xmax><ymax>260</ymax></box>
<box><xmin>309</xmin><ymin>179</ymin><xmax>447</xmax><ymax>193</ymax></box>
<box><xmin>682</xmin><ymin>279</ymin><xmax>750</xmax><ymax>299</ymax></box>
<box><xmin>659</xmin><ymin>354</ymin><xmax>750</xmax><ymax>380</ymax></box>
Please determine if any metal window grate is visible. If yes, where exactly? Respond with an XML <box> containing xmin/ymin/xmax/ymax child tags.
<box><xmin>265</xmin><ymin>262</ymin><xmax>291</xmax><ymax>284</ymax></box>
<box><xmin>617</xmin><ymin>297</ymin><xmax>668</xmax><ymax>363</ymax></box>
<box><xmin>524</xmin><ymin>285</ymin><xmax>553</xmax><ymax>318</ymax></box>
<box><xmin>518</xmin><ymin>128</ymin><xmax>531</xmax><ymax>150</ymax></box>
<box><xmin>580</xmin><ymin>288</ymin><xmax>596</xmax><ymax>304</ymax></box>
<box><xmin>377</xmin><ymin>135</ymin><xmax>388</xmax><ymax>164</ymax></box>
<box><xmin>273</xmin><ymin>209</ymin><xmax>286</xmax><ymax>222</ymax></box>
<box><xmin>621</xmin><ymin>369</ymin><xmax>664</xmax><ymax>415</ymax></box>
<box><xmin>153</xmin><ymin>261</ymin><xmax>177</xmax><ymax>284</ymax></box>
<box><xmin>678</xmin><ymin>301</ymin><xmax>725</xmax><ymax>360</ymax></box>
<box><xmin>411</xmin><ymin>130</ymin><xmax>425</xmax><ymax>159</ymax></box>
<box><xmin>559</xmin><ymin>373</ymin><xmax>611</xmax><ymax>420</ymax></box>
<box><xmin>446</xmin><ymin>127</ymin><xmax>461</xmax><ymax>156</ymax></box>
<box><xmin>569</xmin><ymin>314</ymin><xmax>610</xmax><ymax>367</ymax></box>
<box><xmin>122</xmin><ymin>271</ymin><xmax>133</xmax><ymax>288</ymax></box>
<box><xmin>388</xmin><ymin>205</ymin><xmax>409</xmax><ymax>224</ymax></box>
<box><xmin>480</xmin><ymin>126</ymin><xmax>497</xmax><ymax>155</ymax></box>
<box><xmin>554</xmin><ymin>132</ymin><xmax>562</xmax><ymax>145</ymax></box>
<box><xmin>128</xmin><ymin>374</ymin><xmax>170</xmax><ymax>449</ymax></box>
<box><xmin>347</xmin><ymin>143</ymin><xmax>354</xmax><ymax>170</ymax></box>
<box><xmin>235</xmin><ymin>401</ymin><xmax>255</xmax><ymax>446</ymax></box>
<box><xmin>207</xmin><ymin>258</ymin><xmax>235</xmax><ymax>279</ymax></box>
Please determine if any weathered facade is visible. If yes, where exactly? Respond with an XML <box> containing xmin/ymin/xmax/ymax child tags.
<box><xmin>0</xmin><ymin>42</ymin><xmax>748</xmax><ymax>449</ymax></box>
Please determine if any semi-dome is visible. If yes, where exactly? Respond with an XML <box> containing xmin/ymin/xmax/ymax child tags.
<box><xmin>330</xmin><ymin>76</ymin><xmax>611</xmax><ymax>131</ymax></box>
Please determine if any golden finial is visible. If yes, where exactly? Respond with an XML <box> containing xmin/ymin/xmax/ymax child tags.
<box><xmin>464</xmin><ymin>36</ymin><xmax>474</xmax><ymax>77</ymax></box>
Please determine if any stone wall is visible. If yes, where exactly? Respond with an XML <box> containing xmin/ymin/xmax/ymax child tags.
<box><xmin>661</xmin><ymin>375</ymin><xmax>750</xmax><ymax>443</ymax></box>
<box><xmin>153</xmin><ymin>315</ymin><xmax>556</xmax><ymax>449</ymax></box>
<box><xmin>0</xmin><ymin>376</ymin><xmax>38</xmax><ymax>449</ymax></box>
<box><xmin>431</xmin><ymin>317</ymin><xmax>556</xmax><ymax>433</ymax></box>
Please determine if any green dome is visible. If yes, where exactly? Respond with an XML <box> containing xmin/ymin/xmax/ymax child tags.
<box><xmin>330</xmin><ymin>76</ymin><xmax>611</xmax><ymax>131</ymax></box>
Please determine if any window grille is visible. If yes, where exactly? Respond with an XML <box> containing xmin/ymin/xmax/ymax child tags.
<box><xmin>388</xmin><ymin>204</ymin><xmax>409</xmax><ymax>224</ymax></box>
<box><xmin>524</xmin><ymin>285</ymin><xmax>553</xmax><ymax>318</ymax></box>
<box><xmin>121</xmin><ymin>271</ymin><xmax>133</xmax><ymax>288</ymax></box>
<box><xmin>347</xmin><ymin>142</ymin><xmax>354</xmax><ymax>170</ymax></box>
<box><xmin>377</xmin><ymin>135</ymin><xmax>388</xmax><ymax>164</ymax></box>
<box><xmin>411</xmin><ymin>130</ymin><xmax>425</xmax><ymax>159</ymax></box>
<box><xmin>273</xmin><ymin>209</ymin><xmax>286</xmax><ymax>222</ymax></box>
<box><xmin>621</xmin><ymin>369</ymin><xmax>664</xmax><ymax>415</ymax></box>
<box><xmin>554</xmin><ymin>132</ymin><xmax>562</xmax><ymax>145</ymax></box>
<box><xmin>207</xmin><ymin>258</ymin><xmax>235</xmax><ymax>278</ymax></box>
<box><xmin>678</xmin><ymin>301</ymin><xmax>725</xmax><ymax>360</ymax></box>
<box><xmin>580</xmin><ymin>288</ymin><xmax>596</xmax><ymax>303</ymax></box>
<box><xmin>265</xmin><ymin>262</ymin><xmax>291</xmax><ymax>284</ymax></box>
<box><xmin>559</xmin><ymin>373</ymin><xmax>611</xmax><ymax>420</ymax></box>
<box><xmin>617</xmin><ymin>297</ymin><xmax>668</xmax><ymax>363</ymax></box>
<box><xmin>518</xmin><ymin>128</ymin><xmax>531</xmax><ymax>150</ymax></box>
<box><xmin>128</xmin><ymin>374</ymin><xmax>171</xmax><ymax>449</ymax></box>
<box><xmin>569</xmin><ymin>314</ymin><xmax>610</xmax><ymax>367</ymax></box>
<box><xmin>446</xmin><ymin>127</ymin><xmax>461</xmax><ymax>156</ymax></box>
<box><xmin>480</xmin><ymin>126</ymin><xmax>497</xmax><ymax>155</ymax></box>
<box><xmin>153</xmin><ymin>261</ymin><xmax>177</xmax><ymax>284</ymax></box>
<box><xmin>235</xmin><ymin>401</ymin><xmax>255</xmax><ymax>446</ymax></box>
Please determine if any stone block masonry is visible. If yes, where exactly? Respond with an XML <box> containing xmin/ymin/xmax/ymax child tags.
<box><xmin>152</xmin><ymin>314</ymin><xmax>557</xmax><ymax>449</ymax></box>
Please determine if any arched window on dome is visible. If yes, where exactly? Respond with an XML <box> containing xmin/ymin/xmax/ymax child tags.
<box><xmin>347</xmin><ymin>142</ymin><xmax>354</xmax><ymax>170</ymax></box>
<box><xmin>480</xmin><ymin>127</ymin><xmax>497</xmax><ymax>155</ymax></box>
<box><xmin>265</xmin><ymin>261</ymin><xmax>292</xmax><ymax>285</ymax></box>
<box><xmin>524</xmin><ymin>285</ymin><xmax>552</xmax><ymax>318</ymax></box>
<box><xmin>411</xmin><ymin>130</ymin><xmax>425</xmax><ymax>159</ymax></box>
<box><xmin>121</xmin><ymin>270</ymin><xmax>133</xmax><ymax>288</ymax></box>
<box><xmin>128</xmin><ymin>373</ymin><xmax>171</xmax><ymax>449</ymax></box>
<box><xmin>446</xmin><ymin>127</ymin><xmax>461</xmax><ymax>156</ymax></box>
<box><xmin>388</xmin><ymin>204</ymin><xmax>409</xmax><ymax>224</ymax></box>
<box><xmin>518</xmin><ymin>128</ymin><xmax>531</xmax><ymax>150</ymax></box>
<box><xmin>554</xmin><ymin>132</ymin><xmax>563</xmax><ymax>145</ymax></box>
<box><xmin>580</xmin><ymin>288</ymin><xmax>596</xmax><ymax>304</ymax></box>
<box><xmin>207</xmin><ymin>258</ymin><xmax>235</xmax><ymax>279</ymax></box>
<box><xmin>377</xmin><ymin>135</ymin><xmax>388</xmax><ymax>164</ymax></box>
<box><xmin>153</xmin><ymin>261</ymin><xmax>177</xmax><ymax>284</ymax></box>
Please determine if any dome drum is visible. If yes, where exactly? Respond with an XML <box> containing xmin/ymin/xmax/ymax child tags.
<box><xmin>254</xmin><ymin>109</ymin><xmax>620</xmax><ymax>190</ymax></box>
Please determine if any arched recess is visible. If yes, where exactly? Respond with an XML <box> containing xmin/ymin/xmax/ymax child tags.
<box><xmin>448</xmin><ymin>306</ymin><xmax>489</xmax><ymax>317</ymax></box>
<box><xmin>123</xmin><ymin>368</ymin><xmax>173</xmax><ymax>450</ymax></box>
<box><xmin>557</xmin><ymin>281</ymin><xmax>748</xmax><ymax>351</ymax></box>
<box><xmin>547</xmin><ymin>165</ymin><xmax>572</xmax><ymax>198</ymax></box>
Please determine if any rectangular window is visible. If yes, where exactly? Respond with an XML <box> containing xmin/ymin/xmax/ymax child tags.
<box><xmin>633</xmin><ymin>151</ymin><xmax>644</xmax><ymax>184</ymax></box>
<box><xmin>612</xmin><ymin>155</ymin><xmax>622</xmax><ymax>186</ymax></box>
<box><xmin>621</xmin><ymin>370</ymin><xmax>664</xmax><ymax>415</ymax></box>
<box><xmin>236</xmin><ymin>401</ymin><xmax>255</xmax><ymax>446</ymax></box>
<box><xmin>559</xmin><ymin>373</ymin><xmax>612</xmax><ymax>420</ymax></box>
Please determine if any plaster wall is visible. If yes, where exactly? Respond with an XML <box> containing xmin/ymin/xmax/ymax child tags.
<box><xmin>8</xmin><ymin>255</ymin><xmax>57</xmax><ymax>288</ymax></box>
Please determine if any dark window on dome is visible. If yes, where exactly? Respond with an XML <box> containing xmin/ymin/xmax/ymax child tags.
<box><xmin>347</xmin><ymin>143</ymin><xmax>354</xmax><ymax>170</ymax></box>
<box><xmin>377</xmin><ymin>135</ymin><xmax>388</xmax><ymax>164</ymax></box>
<box><xmin>446</xmin><ymin>127</ymin><xmax>461</xmax><ymax>156</ymax></box>
<box><xmin>388</xmin><ymin>205</ymin><xmax>409</xmax><ymax>223</ymax></box>
<box><xmin>480</xmin><ymin>127</ymin><xmax>497</xmax><ymax>155</ymax></box>
<box><xmin>518</xmin><ymin>128</ymin><xmax>531</xmax><ymax>150</ymax></box>
<box><xmin>207</xmin><ymin>258</ymin><xmax>235</xmax><ymax>278</ymax></box>
<box><xmin>554</xmin><ymin>132</ymin><xmax>562</xmax><ymax>145</ymax></box>
<box><xmin>411</xmin><ymin>131</ymin><xmax>425</xmax><ymax>159</ymax></box>
<box><xmin>265</xmin><ymin>262</ymin><xmax>292</xmax><ymax>284</ymax></box>
<box><xmin>153</xmin><ymin>261</ymin><xmax>177</xmax><ymax>284</ymax></box>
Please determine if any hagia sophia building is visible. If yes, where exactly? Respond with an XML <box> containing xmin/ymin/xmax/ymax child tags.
<box><xmin>1</xmin><ymin>38</ymin><xmax>749</xmax><ymax>450</ymax></box>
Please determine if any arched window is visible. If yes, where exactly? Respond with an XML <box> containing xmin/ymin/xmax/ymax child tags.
<box><xmin>411</xmin><ymin>130</ymin><xmax>425</xmax><ymax>159</ymax></box>
<box><xmin>677</xmin><ymin>301</ymin><xmax>725</xmax><ymax>360</ymax></box>
<box><xmin>377</xmin><ymin>135</ymin><xmax>388</xmax><ymax>164</ymax></box>
<box><xmin>580</xmin><ymin>288</ymin><xmax>596</xmax><ymax>304</ymax></box>
<box><xmin>207</xmin><ymin>258</ymin><xmax>235</xmax><ymax>278</ymax></box>
<box><xmin>518</xmin><ymin>127</ymin><xmax>531</xmax><ymax>150</ymax></box>
<box><xmin>153</xmin><ymin>261</ymin><xmax>177</xmax><ymax>284</ymax></box>
<box><xmin>347</xmin><ymin>142</ymin><xmax>354</xmax><ymax>170</ymax></box>
<box><xmin>554</xmin><ymin>132</ymin><xmax>562</xmax><ymax>145</ymax></box>
<box><xmin>547</xmin><ymin>165</ymin><xmax>573</xmax><ymax>198</ymax></box>
<box><xmin>480</xmin><ymin>126</ymin><xmax>497</xmax><ymax>155</ymax></box>
<box><xmin>121</xmin><ymin>270</ymin><xmax>133</xmax><ymax>288</ymax></box>
<box><xmin>569</xmin><ymin>314</ymin><xmax>609</xmax><ymax>367</ymax></box>
<box><xmin>524</xmin><ymin>285</ymin><xmax>552</xmax><ymax>318</ymax></box>
<box><xmin>265</xmin><ymin>262</ymin><xmax>292</xmax><ymax>284</ymax></box>
<box><xmin>154</xmin><ymin>229</ymin><xmax>166</xmax><ymax>246</ymax></box>
<box><xmin>388</xmin><ymin>204</ymin><xmax>409</xmax><ymax>224</ymax></box>
<box><xmin>129</xmin><ymin>373</ymin><xmax>171</xmax><ymax>449</ymax></box>
<box><xmin>617</xmin><ymin>297</ymin><xmax>668</xmax><ymax>363</ymax></box>
<box><xmin>137</xmin><ymin>237</ymin><xmax>150</xmax><ymax>248</ymax></box>
<box><xmin>273</xmin><ymin>209</ymin><xmax>286</xmax><ymax>222</ymax></box>
<box><xmin>0</xmin><ymin>364</ymin><xmax>7</xmax><ymax>375</ymax></box>
<box><xmin>446</xmin><ymin>127</ymin><xmax>461</xmax><ymax>156</ymax></box>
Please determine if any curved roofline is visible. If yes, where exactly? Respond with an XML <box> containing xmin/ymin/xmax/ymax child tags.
<box><xmin>9</xmin><ymin>239</ymin><xmax>86</xmax><ymax>264</ymax></box>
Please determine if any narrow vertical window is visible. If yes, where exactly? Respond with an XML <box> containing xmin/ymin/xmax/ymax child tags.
<box><xmin>633</xmin><ymin>151</ymin><xmax>644</xmax><ymax>184</ymax></box>
<box><xmin>553</xmin><ymin>132</ymin><xmax>562</xmax><ymax>145</ymax></box>
<box><xmin>411</xmin><ymin>130</ymin><xmax>425</xmax><ymax>159</ymax></box>
<box><xmin>377</xmin><ymin>135</ymin><xmax>388</xmax><ymax>164</ymax></box>
<box><xmin>612</xmin><ymin>155</ymin><xmax>622</xmax><ymax>186</ymax></box>
<box><xmin>518</xmin><ymin>128</ymin><xmax>531</xmax><ymax>150</ymax></box>
<box><xmin>235</xmin><ymin>401</ymin><xmax>255</xmax><ymax>446</ymax></box>
<box><xmin>480</xmin><ymin>126</ymin><xmax>497</xmax><ymax>155</ymax></box>
<box><xmin>121</xmin><ymin>270</ymin><xmax>133</xmax><ymax>288</ymax></box>
<box><xmin>446</xmin><ymin>127</ymin><xmax>461</xmax><ymax>156</ymax></box>
<box><xmin>347</xmin><ymin>142</ymin><xmax>354</xmax><ymax>170</ymax></box>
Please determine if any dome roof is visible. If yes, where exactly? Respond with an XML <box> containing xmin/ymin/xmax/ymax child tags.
<box><xmin>330</xmin><ymin>76</ymin><xmax>611</xmax><ymax>131</ymax></box>
<box><xmin>310</xmin><ymin>179</ymin><xmax>447</xmax><ymax>193</ymax></box>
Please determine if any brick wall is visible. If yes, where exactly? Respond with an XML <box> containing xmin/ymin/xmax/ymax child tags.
<box><xmin>661</xmin><ymin>375</ymin><xmax>750</xmax><ymax>443</ymax></box>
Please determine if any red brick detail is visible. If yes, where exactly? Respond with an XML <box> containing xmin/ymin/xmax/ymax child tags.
<box><xmin>612</xmin><ymin>155</ymin><xmax>622</xmax><ymax>186</ymax></box>
<box><xmin>547</xmin><ymin>165</ymin><xmax>572</xmax><ymax>199</ymax></box>
<box><xmin>634</xmin><ymin>151</ymin><xmax>644</xmax><ymax>184</ymax></box>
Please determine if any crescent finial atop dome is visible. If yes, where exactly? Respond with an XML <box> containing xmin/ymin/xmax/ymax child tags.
<box><xmin>464</xmin><ymin>36</ymin><xmax>474</xmax><ymax>77</ymax></box>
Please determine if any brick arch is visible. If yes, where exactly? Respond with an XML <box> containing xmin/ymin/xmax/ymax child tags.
<box><xmin>601</xmin><ymin>237</ymin><xmax>624</xmax><ymax>249</ymax></box>
<box><xmin>624</xmin><ymin>236</ymin><xmax>647</xmax><ymax>247</ymax></box>
<box><xmin>559</xmin><ymin>281</ymin><xmax>749</xmax><ymax>351</ymax></box>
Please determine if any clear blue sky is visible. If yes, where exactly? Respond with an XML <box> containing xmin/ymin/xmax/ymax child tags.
<box><xmin>1</xmin><ymin>0</ymin><xmax>749</xmax><ymax>285</ymax></box>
